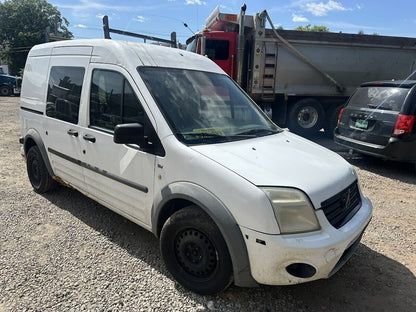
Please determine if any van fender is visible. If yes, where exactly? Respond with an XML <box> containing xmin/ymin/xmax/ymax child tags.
<box><xmin>23</xmin><ymin>129</ymin><xmax>54</xmax><ymax>178</ymax></box>
<box><xmin>152</xmin><ymin>181</ymin><xmax>258</xmax><ymax>287</ymax></box>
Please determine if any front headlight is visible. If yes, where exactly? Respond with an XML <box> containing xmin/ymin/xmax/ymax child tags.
<box><xmin>261</xmin><ymin>187</ymin><xmax>320</xmax><ymax>234</ymax></box>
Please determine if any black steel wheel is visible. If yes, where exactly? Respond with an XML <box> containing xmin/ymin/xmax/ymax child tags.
<box><xmin>160</xmin><ymin>206</ymin><xmax>233</xmax><ymax>295</ymax></box>
<box><xmin>26</xmin><ymin>146</ymin><xmax>57</xmax><ymax>193</ymax></box>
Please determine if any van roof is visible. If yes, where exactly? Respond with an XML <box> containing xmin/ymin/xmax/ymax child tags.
<box><xmin>29</xmin><ymin>39</ymin><xmax>224</xmax><ymax>74</ymax></box>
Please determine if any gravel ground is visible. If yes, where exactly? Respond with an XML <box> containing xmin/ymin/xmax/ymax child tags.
<box><xmin>1</xmin><ymin>96</ymin><xmax>415</xmax><ymax>311</ymax></box>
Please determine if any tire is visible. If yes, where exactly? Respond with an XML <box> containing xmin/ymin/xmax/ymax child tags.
<box><xmin>160</xmin><ymin>206</ymin><xmax>233</xmax><ymax>295</ymax></box>
<box><xmin>287</xmin><ymin>99</ymin><xmax>325</xmax><ymax>136</ymax></box>
<box><xmin>323</xmin><ymin>104</ymin><xmax>344</xmax><ymax>138</ymax></box>
<box><xmin>26</xmin><ymin>146</ymin><xmax>57</xmax><ymax>193</ymax></box>
<box><xmin>0</xmin><ymin>85</ymin><xmax>10</xmax><ymax>96</ymax></box>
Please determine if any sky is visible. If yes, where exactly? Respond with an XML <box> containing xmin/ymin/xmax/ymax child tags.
<box><xmin>51</xmin><ymin>0</ymin><xmax>416</xmax><ymax>43</ymax></box>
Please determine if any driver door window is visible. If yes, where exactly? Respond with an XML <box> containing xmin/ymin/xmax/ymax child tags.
<box><xmin>89</xmin><ymin>69</ymin><xmax>143</xmax><ymax>131</ymax></box>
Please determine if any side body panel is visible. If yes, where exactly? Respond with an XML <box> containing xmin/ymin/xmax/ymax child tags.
<box><xmin>42</xmin><ymin>48</ymin><xmax>92</xmax><ymax>190</ymax></box>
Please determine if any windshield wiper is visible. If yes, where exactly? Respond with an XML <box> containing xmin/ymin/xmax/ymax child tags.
<box><xmin>235</xmin><ymin>128</ymin><xmax>280</xmax><ymax>136</ymax></box>
<box><xmin>181</xmin><ymin>132</ymin><xmax>225</xmax><ymax>138</ymax></box>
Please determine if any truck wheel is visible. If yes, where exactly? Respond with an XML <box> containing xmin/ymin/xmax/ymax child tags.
<box><xmin>288</xmin><ymin>99</ymin><xmax>325</xmax><ymax>136</ymax></box>
<box><xmin>160</xmin><ymin>206</ymin><xmax>233</xmax><ymax>295</ymax></box>
<box><xmin>26</xmin><ymin>146</ymin><xmax>57</xmax><ymax>193</ymax></box>
<box><xmin>0</xmin><ymin>85</ymin><xmax>10</xmax><ymax>96</ymax></box>
<box><xmin>323</xmin><ymin>105</ymin><xmax>344</xmax><ymax>138</ymax></box>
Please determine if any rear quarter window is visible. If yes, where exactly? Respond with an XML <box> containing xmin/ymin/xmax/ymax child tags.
<box><xmin>348</xmin><ymin>87</ymin><xmax>409</xmax><ymax>112</ymax></box>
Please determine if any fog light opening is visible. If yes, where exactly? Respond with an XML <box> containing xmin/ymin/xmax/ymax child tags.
<box><xmin>286</xmin><ymin>263</ymin><xmax>316</xmax><ymax>278</ymax></box>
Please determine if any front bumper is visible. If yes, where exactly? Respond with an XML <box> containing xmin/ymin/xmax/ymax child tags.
<box><xmin>240</xmin><ymin>195</ymin><xmax>372</xmax><ymax>285</ymax></box>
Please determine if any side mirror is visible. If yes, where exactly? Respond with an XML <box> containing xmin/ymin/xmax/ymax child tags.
<box><xmin>113</xmin><ymin>123</ymin><xmax>145</xmax><ymax>146</ymax></box>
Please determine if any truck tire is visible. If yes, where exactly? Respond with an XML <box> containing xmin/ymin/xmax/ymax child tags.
<box><xmin>288</xmin><ymin>99</ymin><xmax>325</xmax><ymax>136</ymax></box>
<box><xmin>323</xmin><ymin>104</ymin><xmax>343</xmax><ymax>138</ymax></box>
<box><xmin>160</xmin><ymin>206</ymin><xmax>233</xmax><ymax>295</ymax></box>
<box><xmin>26</xmin><ymin>146</ymin><xmax>57</xmax><ymax>193</ymax></box>
<box><xmin>0</xmin><ymin>85</ymin><xmax>10</xmax><ymax>96</ymax></box>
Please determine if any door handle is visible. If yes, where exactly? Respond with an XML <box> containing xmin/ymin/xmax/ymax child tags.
<box><xmin>67</xmin><ymin>129</ymin><xmax>79</xmax><ymax>137</ymax></box>
<box><xmin>83</xmin><ymin>134</ymin><xmax>96</xmax><ymax>143</ymax></box>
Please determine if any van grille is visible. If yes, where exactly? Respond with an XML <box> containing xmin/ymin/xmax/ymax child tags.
<box><xmin>321</xmin><ymin>181</ymin><xmax>361</xmax><ymax>229</ymax></box>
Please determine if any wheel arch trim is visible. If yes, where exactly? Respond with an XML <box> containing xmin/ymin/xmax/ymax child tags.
<box><xmin>23</xmin><ymin>129</ymin><xmax>54</xmax><ymax>178</ymax></box>
<box><xmin>152</xmin><ymin>182</ymin><xmax>258</xmax><ymax>287</ymax></box>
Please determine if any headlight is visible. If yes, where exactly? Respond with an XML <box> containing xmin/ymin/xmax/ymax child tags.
<box><xmin>261</xmin><ymin>187</ymin><xmax>320</xmax><ymax>234</ymax></box>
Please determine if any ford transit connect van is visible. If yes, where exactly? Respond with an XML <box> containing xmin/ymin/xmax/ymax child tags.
<box><xmin>20</xmin><ymin>39</ymin><xmax>372</xmax><ymax>295</ymax></box>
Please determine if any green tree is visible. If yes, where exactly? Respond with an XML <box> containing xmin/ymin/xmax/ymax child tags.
<box><xmin>0</xmin><ymin>0</ymin><xmax>72</xmax><ymax>74</ymax></box>
<box><xmin>294</xmin><ymin>24</ymin><xmax>330</xmax><ymax>32</ymax></box>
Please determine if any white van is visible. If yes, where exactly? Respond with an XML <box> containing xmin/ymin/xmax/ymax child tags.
<box><xmin>20</xmin><ymin>39</ymin><xmax>372</xmax><ymax>295</ymax></box>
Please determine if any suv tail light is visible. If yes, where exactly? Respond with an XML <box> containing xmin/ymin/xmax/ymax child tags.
<box><xmin>393</xmin><ymin>114</ymin><xmax>415</xmax><ymax>136</ymax></box>
<box><xmin>337</xmin><ymin>108</ymin><xmax>344</xmax><ymax>125</ymax></box>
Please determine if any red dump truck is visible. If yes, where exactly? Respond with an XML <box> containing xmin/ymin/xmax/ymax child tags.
<box><xmin>186</xmin><ymin>5</ymin><xmax>416</xmax><ymax>136</ymax></box>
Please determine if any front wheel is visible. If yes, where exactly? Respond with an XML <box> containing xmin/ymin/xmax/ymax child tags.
<box><xmin>287</xmin><ymin>99</ymin><xmax>325</xmax><ymax>136</ymax></box>
<box><xmin>160</xmin><ymin>206</ymin><xmax>233</xmax><ymax>295</ymax></box>
<box><xmin>26</xmin><ymin>146</ymin><xmax>57</xmax><ymax>193</ymax></box>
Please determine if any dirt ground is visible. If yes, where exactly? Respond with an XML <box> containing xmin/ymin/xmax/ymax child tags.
<box><xmin>0</xmin><ymin>95</ymin><xmax>415</xmax><ymax>311</ymax></box>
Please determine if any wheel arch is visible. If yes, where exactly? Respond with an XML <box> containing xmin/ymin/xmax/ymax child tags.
<box><xmin>23</xmin><ymin>129</ymin><xmax>54</xmax><ymax>178</ymax></box>
<box><xmin>152</xmin><ymin>182</ymin><xmax>258</xmax><ymax>288</ymax></box>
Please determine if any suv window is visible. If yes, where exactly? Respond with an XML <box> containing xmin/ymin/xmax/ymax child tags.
<box><xmin>46</xmin><ymin>66</ymin><xmax>85</xmax><ymax>124</ymax></box>
<box><xmin>90</xmin><ymin>69</ymin><xmax>144</xmax><ymax>131</ymax></box>
<box><xmin>349</xmin><ymin>86</ymin><xmax>409</xmax><ymax>111</ymax></box>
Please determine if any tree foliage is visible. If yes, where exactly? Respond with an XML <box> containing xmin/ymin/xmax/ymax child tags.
<box><xmin>0</xmin><ymin>0</ymin><xmax>72</xmax><ymax>74</ymax></box>
<box><xmin>294</xmin><ymin>24</ymin><xmax>330</xmax><ymax>32</ymax></box>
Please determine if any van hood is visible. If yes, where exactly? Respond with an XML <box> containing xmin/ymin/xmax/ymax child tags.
<box><xmin>191</xmin><ymin>131</ymin><xmax>357</xmax><ymax>209</ymax></box>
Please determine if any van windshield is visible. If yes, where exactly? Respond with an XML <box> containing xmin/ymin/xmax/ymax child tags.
<box><xmin>138</xmin><ymin>67</ymin><xmax>280</xmax><ymax>144</ymax></box>
<box><xmin>348</xmin><ymin>86</ymin><xmax>409</xmax><ymax>111</ymax></box>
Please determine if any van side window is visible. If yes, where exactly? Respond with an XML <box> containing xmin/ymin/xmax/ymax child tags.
<box><xmin>90</xmin><ymin>69</ymin><xmax>144</xmax><ymax>131</ymax></box>
<box><xmin>46</xmin><ymin>66</ymin><xmax>85</xmax><ymax>124</ymax></box>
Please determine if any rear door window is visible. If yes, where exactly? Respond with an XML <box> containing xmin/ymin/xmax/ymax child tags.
<box><xmin>348</xmin><ymin>87</ymin><xmax>409</xmax><ymax>111</ymax></box>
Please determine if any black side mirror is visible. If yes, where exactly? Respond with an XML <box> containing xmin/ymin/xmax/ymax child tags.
<box><xmin>114</xmin><ymin>123</ymin><xmax>145</xmax><ymax>146</ymax></box>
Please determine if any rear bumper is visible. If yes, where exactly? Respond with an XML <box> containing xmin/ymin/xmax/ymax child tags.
<box><xmin>334</xmin><ymin>131</ymin><xmax>416</xmax><ymax>163</ymax></box>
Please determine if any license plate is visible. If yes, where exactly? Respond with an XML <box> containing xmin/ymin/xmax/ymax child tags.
<box><xmin>355</xmin><ymin>119</ymin><xmax>368</xmax><ymax>129</ymax></box>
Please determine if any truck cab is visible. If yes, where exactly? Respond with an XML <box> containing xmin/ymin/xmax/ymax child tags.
<box><xmin>187</xmin><ymin>30</ymin><xmax>238</xmax><ymax>80</ymax></box>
